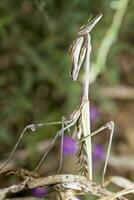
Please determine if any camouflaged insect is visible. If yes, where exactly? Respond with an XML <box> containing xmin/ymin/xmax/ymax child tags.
<box><xmin>69</xmin><ymin>14</ymin><xmax>102</xmax><ymax>81</ymax></box>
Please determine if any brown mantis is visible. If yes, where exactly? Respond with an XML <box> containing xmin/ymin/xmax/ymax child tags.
<box><xmin>67</xmin><ymin>13</ymin><xmax>114</xmax><ymax>185</ymax></box>
<box><xmin>0</xmin><ymin>14</ymin><xmax>114</xmax><ymax>187</ymax></box>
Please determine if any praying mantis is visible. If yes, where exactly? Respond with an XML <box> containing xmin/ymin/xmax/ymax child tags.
<box><xmin>0</xmin><ymin>14</ymin><xmax>114</xmax><ymax>186</ymax></box>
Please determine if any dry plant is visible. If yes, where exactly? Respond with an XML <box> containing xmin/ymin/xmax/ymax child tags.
<box><xmin>0</xmin><ymin>14</ymin><xmax>133</xmax><ymax>200</ymax></box>
<box><xmin>0</xmin><ymin>168</ymin><xmax>133</xmax><ymax>200</ymax></box>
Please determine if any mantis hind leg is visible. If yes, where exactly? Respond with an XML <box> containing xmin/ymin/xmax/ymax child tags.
<box><xmin>33</xmin><ymin>117</ymin><xmax>74</xmax><ymax>173</ymax></box>
<box><xmin>0</xmin><ymin>120</ymin><xmax>70</xmax><ymax>172</ymax></box>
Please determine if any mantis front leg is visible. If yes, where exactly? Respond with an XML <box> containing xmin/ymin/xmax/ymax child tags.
<box><xmin>79</xmin><ymin>121</ymin><xmax>114</xmax><ymax>185</ymax></box>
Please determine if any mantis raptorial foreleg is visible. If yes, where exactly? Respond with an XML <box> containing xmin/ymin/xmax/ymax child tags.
<box><xmin>79</xmin><ymin>121</ymin><xmax>114</xmax><ymax>185</ymax></box>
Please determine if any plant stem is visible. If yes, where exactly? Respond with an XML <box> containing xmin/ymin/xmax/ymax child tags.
<box><xmin>90</xmin><ymin>0</ymin><xmax>129</xmax><ymax>83</ymax></box>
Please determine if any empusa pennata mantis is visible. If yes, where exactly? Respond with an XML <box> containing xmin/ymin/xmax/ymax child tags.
<box><xmin>68</xmin><ymin>13</ymin><xmax>114</xmax><ymax>184</ymax></box>
<box><xmin>0</xmin><ymin>14</ymin><xmax>114</xmax><ymax>185</ymax></box>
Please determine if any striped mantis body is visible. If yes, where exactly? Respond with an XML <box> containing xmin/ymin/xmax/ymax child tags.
<box><xmin>69</xmin><ymin>14</ymin><xmax>101</xmax><ymax>181</ymax></box>
<box><xmin>0</xmin><ymin>14</ymin><xmax>114</xmax><ymax>186</ymax></box>
<box><xmin>69</xmin><ymin>13</ymin><xmax>114</xmax><ymax>185</ymax></box>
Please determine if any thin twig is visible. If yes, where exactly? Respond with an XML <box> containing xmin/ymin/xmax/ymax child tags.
<box><xmin>0</xmin><ymin>171</ymin><xmax>129</xmax><ymax>200</ymax></box>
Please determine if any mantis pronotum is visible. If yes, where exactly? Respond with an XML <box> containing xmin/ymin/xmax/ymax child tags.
<box><xmin>0</xmin><ymin>14</ymin><xmax>114</xmax><ymax>186</ymax></box>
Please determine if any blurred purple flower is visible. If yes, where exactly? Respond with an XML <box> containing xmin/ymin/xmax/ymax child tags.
<box><xmin>32</xmin><ymin>187</ymin><xmax>48</xmax><ymax>197</ymax></box>
<box><xmin>93</xmin><ymin>144</ymin><xmax>105</xmax><ymax>162</ymax></box>
<box><xmin>76</xmin><ymin>197</ymin><xmax>82</xmax><ymax>200</ymax></box>
<box><xmin>90</xmin><ymin>105</ymin><xmax>100</xmax><ymax>123</ymax></box>
<box><xmin>63</xmin><ymin>135</ymin><xmax>78</xmax><ymax>155</ymax></box>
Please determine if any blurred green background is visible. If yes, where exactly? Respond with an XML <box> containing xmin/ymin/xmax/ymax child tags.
<box><xmin>0</xmin><ymin>0</ymin><xmax>134</xmax><ymax>198</ymax></box>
